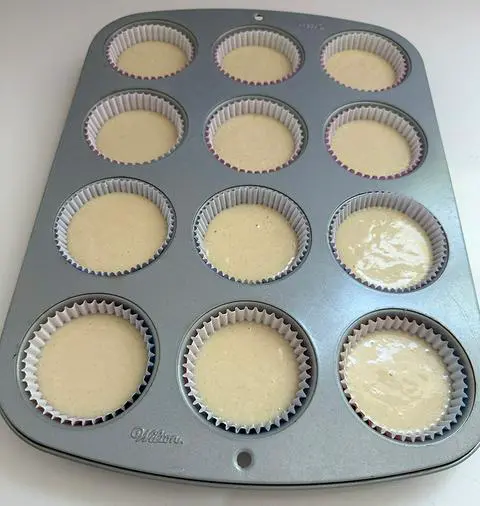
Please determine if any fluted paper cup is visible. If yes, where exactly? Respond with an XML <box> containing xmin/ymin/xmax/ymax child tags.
<box><xmin>183</xmin><ymin>305</ymin><xmax>312</xmax><ymax>434</ymax></box>
<box><xmin>215</xmin><ymin>28</ymin><xmax>302</xmax><ymax>85</ymax></box>
<box><xmin>321</xmin><ymin>31</ymin><xmax>408</xmax><ymax>91</ymax></box>
<box><xmin>55</xmin><ymin>178</ymin><xmax>175</xmax><ymax>276</ymax></box>
<box><xmin>328</xmin><ymin>192</ymin><xmax>448</xmax><ymax>291</ymax></box>
<box><xmin>84</xmin><ymin>91</ymin><xmax>185</xmax><ymax>164</ymax></box>
<box><xmin>339</xmin><ymin>314</ymin><xmax>467</xmax><ymax>442</ymax></box>
<box><xmin>193</xmin><ymin>186</ymin><xmax>311</xmax><ymax>283</ymax></box>
<box><xmin>21</xmin><ymin>299</ymin><xmax>156</xmax><ymax>426</ymax></box>
<box><xmin>107</xmin><ymin>22</ymin><xmax>195</xmax><ymax>79</ymax></box>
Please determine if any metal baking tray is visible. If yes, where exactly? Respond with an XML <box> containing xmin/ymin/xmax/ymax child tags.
<box><xmin>0</xmin><ymin>8</ymin><xmax>479</xmax><ymax>488</ymax></box>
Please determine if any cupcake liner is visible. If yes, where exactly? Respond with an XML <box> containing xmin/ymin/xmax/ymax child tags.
<box><xmin>206</xmin><ymin>98</ymin><xmax>305</xmax><ymax>173</ymax></box>
<box><xmin>214</xmin><ymin>28</ymin><xmax>303</xmax><ymax>85</ymax></box>
<box><xmin>183</xmin><ymin>305</ymin><xmax>312</xmax><ymax>434</ymax></box>
<box><xmin>339</xmin><ymin>314</ymin><xmax>468</xmax><ymax>442</ymax></box>
<box><xmin>21</xmin><ymin>299</ymin><xmax>156</xmax><ymax>426</ymax></box>
<box><xmin>193</xmin><ymin>186</ymin><xmax>311</xmax><ymax>283</ymax></box>
<box><xmin>54</xmin><ymin>178</ymin><xmax>175</xmax><ymax>276</ymax></box>
<box><xmin>325</xmin><ymin>103</ymin><xmax>424</xmax><ymax>179</ymax></box>
<box><xmin>321</xmin><ymin>31</ymin><xmax>408</xmax><ymax>91</ymax></box>
<box><xmin>328</xmin><ymin>192</ymin><xmax>448</xmax><ymax>292</ymax></box>
<box><xmin>107</xmin><ymin>23</ymin><xmax>195</xmax><ymax>79</ymax></box>
<box><xmin>84</xmin><ymin>91</ymin><xmax>185</xmax><ymax>164</ymax></box>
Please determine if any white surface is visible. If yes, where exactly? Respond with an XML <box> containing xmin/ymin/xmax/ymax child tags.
<box><xmin>1</xmin><ymin>0</ymin><xmax>479</xmax><ymax>504</ymax></box>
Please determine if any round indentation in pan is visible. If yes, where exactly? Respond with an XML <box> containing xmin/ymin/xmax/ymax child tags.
<box><xmin>182</xmin><ymin>302</ymin><xmax>315</xmax><ymax>434</ymax></box>
<box><xmin>107</xmin><ymin>21</ymin><xmax>196</xmax><ymax>79</ymax></box>
<box><xmin>20</xmin><ymin>295</ymin><xmax>157</xmax><ymax>426</ymax></box>
<box><xmin>205</xmin><ymin>96</ymin><xmax>306</xmax><ymax>173</ymax></box>
<box><xmin>328</xmin><ymin>192</ymin><xmax>448</xmax><ymax>292</ymax></box>
<box><xmin>54</xmin><ymin>178</ymin><xmax>175</xmax><ymax>276</ymax></box>
<box><xmin>214</xmin><ymin>26</ymin><xmax>303</xmax><ymax>85</ymax></box>
<box><xmin>193</xmin><ymin>186</ymin><xmax>311</xmax><ymax>284</ymax></box>
<box><xmin>321</xmin><ymin>31</ymin><xmax>409</xmax><ymax>91</ymax></box>
<box><xmin>338</xmin><ymin>309</ymin><xmax>472</xmax><ymax>442</ymax></box>
<box><xmin>325</xmin><ymin>102</ymin><xmax>425</xmax><ymax>179</ymax></box>
<box><xmin>84</xmin><ymin>90</ymin><xmax>186</xmax><ymax>164</ymax></box>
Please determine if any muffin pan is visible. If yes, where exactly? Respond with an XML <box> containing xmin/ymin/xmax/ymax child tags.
<box><xmin>0</xmin><ymin>8</ymin><xmax>479</xmax><ymax>487</ymax></box>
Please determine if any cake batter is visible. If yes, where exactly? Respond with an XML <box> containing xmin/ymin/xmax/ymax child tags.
<box><xmin>96</xmin><ymin>109</ymin><xmax>178</xmax><ymax>164</ymax></box>
<box><xmin>37</xmin><ymin>314</ymin><xmax>148</xmax><ymax>419</ymax></box>
<box><xmin>221</xmin><ymin>45</ymin><xmax>292</xmax><ymax>83</ymax></box>
<box><xmin>194</xmin><ymin>321</ymin><xmax>299</xmax><ymax>426</ymax></box>
<box><xmin>117</xmin><ymin>41</ymin><xmax>188</xmax><ymax>77</ymax></box>
<box><xmin>325</xmin><ymin>49</ymin><xmax>396</xmax><ymax>91</ymax></box>
<box><xmin>67</xmin><ymin>192</ymin><xmax>167</xmax><ymax>273</ymax></box>
<box><xmin>335</xmin><ymin>207</ymin><xmax>432</xmax><ymax>289</ymax></box>
<box><xmin>330</xmin><ymin>119</ymin><xmax>411</xmax><ymax>177</ymax></box>
<box><xmin>204</xmin><ymin>203</ymin><xmax>297</xmax><ymax>281</ymax></box>
<box><xmin>344</xmin><ymin>329</ymin><xmax>451</xmax><ymax>431</ymax></box>
<box><xmin>212</xmin><ymin>114</ymin><xmax>294</xmax><ymax>172</ymax></box>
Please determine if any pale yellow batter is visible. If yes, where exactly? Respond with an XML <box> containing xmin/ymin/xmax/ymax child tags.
<box><xmin>195</xmin><ymin>321</ymin><xmax>299</xmax><ymax>426</ymax></box>
<box><xmin>213</xmin><ymin>114</ymin><xmax>294</xmax><ymax>172</ymax></box>
<box><xmin>37</xmin><ymin>314</ymin><xmax>148</xmax><ymax>418</ymax></box>
<box><xmin>331</xmin><ymin>120</ymin><xmax>411</xmax><ymax>177</ymax></box>
<box><xmin>344</xmin><ymin>330</ymin><xmax>451</xmax><ymax>432</ymax></box>
<box><xmin>204</xmin><ymin>204</ymin><xmax>297</xmax><ymax>281</ymax></box>
<box><xmin>335</xmin><ymin>207</ymin><xmax>432</xmax><ymax>289</ymax></box>
<box><xmin>325</xmin><ymin>50</ymin><xmax>396</xmax><ymax>91</ymax></box>
<box><xmin>68</xmin><ymin>192</ymin><xmax>167</xmax><ymax>272</ymax></box>
<box><xmin>96</xmin><ymin>110</ymin><xmax>178</xmax><ymax>164</ymax></box>
<box><xmin>221</xmin><ymin>46</ymin><xmax>292</xmax><ymax>83</ymax></box>
<box><xmin>117</xmin><ymin>41</ymin><xmax>188</xmax><ymax>77</ymax></box>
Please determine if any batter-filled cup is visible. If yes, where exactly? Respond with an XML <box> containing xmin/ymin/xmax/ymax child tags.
<box><xmin>21</xmin><ymin>299</ymin><xmax>155</xmax><ymax>426</ymax></box>
<box><xmin>84</xmin><ymin>91</ymin><xmax>185</xmax><ymax>164</ymax></box>
<box><xmin>325</xmin><ymin>103</ymin><xmax>424</xmax><ymax>179</ymax></box>
<box><xmin>339</xmin><ymin>314</ymin><xmax>468</xmax><ymax>442</ymax></box>
<box><xmin>183</xmin><ymin>305</ymin><xmax>312</xmax><ymax>433</ymax></box>
<box><xmin>55</xmin><ymin>178</ymin><xmax>175</xmax><ymax>276</ymax></box>
<box><xmin>107</xmin><ymin>22</ymin><xmax>195</xmax><ymax>79</ymax></box>
<box><xmin>321</xmin><ymin>31</ymin><xmax>408</xmax><ymax>91</ymax></box>
<box><xmin>193</xmin><ymin>186</ymin><xmax>311</xmax><ymax>283</ymax></box>
<box><xmin>214</xmin><ymin>28</ymin><xmax>303</xmax><ymax>85</ymax></box>
<box><xmin>328</xmin><ymin>192</ymin><xmax>448</xmax><ymax>292</ymax></box>
<box><xmin>206</xmin><ymin>97</ymin><xmax>305</xmax><ymax>173</ymax></box>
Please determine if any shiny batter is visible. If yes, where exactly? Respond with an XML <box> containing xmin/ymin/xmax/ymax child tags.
<box><xmin>344</xmin><ymin>330</ymin><xmax>451</xmax><ymax>431</ymax></box>
<box><xmin>331</xmin><ymin>119</ymin><xmax>411</xmax><ymax>177</ymax></box>
<box><xmin>117</xmin><ymin>41</ymin><xmax>188</xmax><ymax>77</ymax></box>
<box><xmin>212</xmin><ymin>114</ymin><xmax>294</xmax><ymax>172</ymax></box>
<box><xmin>96</xmin><ymin>110</ymin><xmax>178</xmax><ymax>163</ymax></box>
<box><xmin>194</xmin><ymin>321</ymin><xmax>299</xmax><ymax>426</ymax></box>
<box><xmin>221</xmin><ymin>46</ymin><xmax>292</xmax><ymax>82</ymax></box>
<box><xmin>325</xmin><ymin>50</ymin><xmax>396</xmax><ymax>91</ymax></box>
<box><xmin>335</xmin><ymin>207</ymin><xmax>432</xmax><ymax>289</ymax></box>
<box><xmin>37</xmin><ymin>314</ymin><xmax>148</xmax><ymax>419</ymax></box>
<box><xmin>204</xmin><ymin>204</ymin><xmax>297</xmax><ymax>281</ymax></box>
<box><xmin>68</xmin><ymin>192</ymin><xmax>167</xmax><ymax>273</ymax></box>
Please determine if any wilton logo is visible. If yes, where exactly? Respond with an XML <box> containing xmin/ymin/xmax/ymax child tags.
<box><xmin>130</xmin><ymin>427</ymin><xmax>184</xmax><ymax>445</ymax></box>
<box><xmin>298</xmin><ymin>22</ymin><xmax>324</xmax><ymax>30</ymax></box>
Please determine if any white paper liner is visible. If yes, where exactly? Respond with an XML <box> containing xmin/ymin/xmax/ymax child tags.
<box><xmin>321</xmin><ymin>31</ymin><xmax>408</xmax><ymax>91</ymax></box>
<box><xmin>329</xmin><ymin>192</ymin><xmax>448</xmax><ymax>292</ymax></box>
<box><xmin>183</xmin><ymin>305</ymin><xmax>312</xmax><ymax>433</ymax></box>
<box><xmin>54</xmin><ymin>178</ymin><xmax>175</xmax><ymax>276</ymax></box>
<box><xmin>214</xmin><ymin>29</ymin><xmax>302</xmax><ymax>85</ymax></box>
<box><xmin>205</xmin><ymin>98</ymin><xmax>305</xmax><ymax>173</ymax></box>
<box><xmin>84</xmin><ymin>91</ymin><xmax>185</xmax><ymax>164</ymax></box>
<box><xmin>339</xmin><ymin>315</ymin><xmax>468</xmax><ymax>442</ymax></box>
<box><xmin>107</xmin><ymin>23</ymin><xmax>195</xmax><ymax>79</ymax></box>
<box><xmin>194</xmin><ymin>186</ymin><xmax>310</xmax><ymax>283</ymax></box>
<box><xmin>21</xmin><ymin>299</ymin><xmax>155</xmax><ymax>426</ymax></box>
<box><xmin>325</xmin><ymin>104</ymin><xmax>424</xmax><ymax>179</ymax></box>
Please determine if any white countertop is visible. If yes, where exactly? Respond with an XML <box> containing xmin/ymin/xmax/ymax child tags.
<box><xmin>1</xmin><ymin>0</ymin><xmax>479</xmax><ymax>504</ymax></box>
